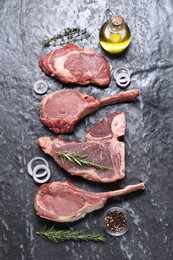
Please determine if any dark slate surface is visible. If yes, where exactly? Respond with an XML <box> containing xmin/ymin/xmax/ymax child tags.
<box><xmin>1</xmin><ymin>0</ymin><xmax>173</xmax><ymax>259</ymax></box>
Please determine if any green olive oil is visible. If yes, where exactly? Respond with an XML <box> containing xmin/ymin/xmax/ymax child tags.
<box><xmin>99</xmin><ymin>21</ymin><xmax>131</xmax><ymax>54</ymax></box>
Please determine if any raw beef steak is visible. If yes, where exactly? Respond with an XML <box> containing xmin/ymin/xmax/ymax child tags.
<box><xmin>39</xmin><ymin>43</ymin><xmax>110</xmax><ymax>86</ymax></box>
<box><xmin>38</xmin><ymin>112</ymin><xmax>126</xmax><ymax>183</ymax></box>
<box><xmin>34</xmin><ymin>180</ymin><xmax>145</xmax><ymax>222</ymax></box>
<box><xmin>40</xmin><ymin>88</ymin><xmax>139</xmax><ymax>134</ymax></box>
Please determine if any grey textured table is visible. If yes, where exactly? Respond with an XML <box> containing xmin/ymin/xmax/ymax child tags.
<box><xmin>1</xmin><ymin>0</ymin><xmax>173</xmax><ymax>259</ymax></box>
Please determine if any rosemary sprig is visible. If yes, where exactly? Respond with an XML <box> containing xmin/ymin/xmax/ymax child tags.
<box><xmin>58</xmin><ymin>151</ymin><xmax>109</xmax><ymax>171</ymax></box>
<box><xmin>42</xmin><ymin>27</ymin><xmax>91</xmax><ymax>46</ymax></box>
<box><xmin>37</xmin><ymin>226</ymin><xmax>106</xmax><ymax>242</ymax></box>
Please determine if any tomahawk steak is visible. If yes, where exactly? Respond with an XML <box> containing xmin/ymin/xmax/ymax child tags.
<box><xmin>39</xmin><ymin>43</ymin><xmax>110</xmax><ymax>86</ymax></box>
<box><xmin>40</xmin><ymin>88</ymin><xmax>139</xmax><ymax>134</ymax></box>
<box><xmin>38</xmin><ymin>112</ymin><xmax>126</xmax><ymax>183</ymax></box>
<box><xmin>34</xmin><ymin>181</ymin><xmax>145</xmax><ymax>222</ymax></box>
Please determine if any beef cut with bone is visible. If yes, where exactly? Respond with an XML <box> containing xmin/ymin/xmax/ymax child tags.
<box><xmin>40</xmin><ymin>88</ymin><xmax>139</xmax><ymax>134</ymax></box>
<box><xmin>39</xmin><ymin>43</ymin><xmax>111</xmax><ymax>87</ymax></box>
<box><xmin>34</xmin><ymin>181</ymin><xmax>145</xmax><ymax>222</ymax></box>
<box><xmin>38</xmin><ymin>112</ymin><xmax>126</xmax><ymax>183</ymax></box>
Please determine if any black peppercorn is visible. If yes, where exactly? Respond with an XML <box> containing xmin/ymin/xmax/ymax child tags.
<box><xmin>103</xmin><ymin>207</ymin><xmax>130</xmax><ymax>236</ymax></box>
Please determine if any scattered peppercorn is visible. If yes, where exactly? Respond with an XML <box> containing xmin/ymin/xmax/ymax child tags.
<box><xmin>104</xmin><ymin>209</ymin><xmax>128</xmax><ymax>233</ymax></box>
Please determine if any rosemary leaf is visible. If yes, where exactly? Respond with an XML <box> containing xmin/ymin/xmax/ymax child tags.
<box><xmin>42</xmin><ymin>27</ymin><xmax>91</xmax><ymax>46</ymax></box>
<box><xmin>37</xmin><ymin>226</ymin><xmax>106</xmax><ymax>242</ymax></box>
<box><xmin>58</xmin><ymin>151</ymin><xmax>109</xmax><ymax>171</ymax></box>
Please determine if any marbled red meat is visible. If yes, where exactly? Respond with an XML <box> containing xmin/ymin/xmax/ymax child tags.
<box><xmin>39</xmin><ymin>43</ymin><xmax>110</xmax><ymax>86</ymax></box>
<box><xmin>34</xmin><ymin>181</ymin><xmax>145</xmax><ymax>222</ymax></box>
<box><xmin>40</xmin><ymin>88</ymin><xmax>139</xmax><ymax>134</ymax></box>
<box><xmin>38</xmin><ymin>112</ymin><xmax>126</xmax><ymax>183</ymax></box>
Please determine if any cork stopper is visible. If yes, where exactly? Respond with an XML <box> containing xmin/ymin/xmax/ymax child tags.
<box><xmin>111</xmin><ymin>15</ymin><xmax>124</xmax><ymax>26</ymax></box>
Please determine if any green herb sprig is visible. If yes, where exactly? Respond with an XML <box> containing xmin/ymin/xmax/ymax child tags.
<box><xmin>37</xmin><ymin>226</ymin><xmax>106</xmax><ymax>242</ymax></box>
<box><xmin>42</xmin><ymin>27</ymin><xmax>91</xmax><ymax>47</ymax></box>
<box><xmin>58</xmin><ymin>151</ymin><xmax>109</xmax><ymax>171</ymax></box>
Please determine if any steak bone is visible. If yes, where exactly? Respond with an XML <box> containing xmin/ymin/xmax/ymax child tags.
<box><xmin>40</xmin><ymin>89</ymin><xmax>139</xmax><ymax>134</ymax></box>
<box><xmin>34</xmin><ymin>181</ymin><xmax>145</xmax><ymax>222</ymax></box>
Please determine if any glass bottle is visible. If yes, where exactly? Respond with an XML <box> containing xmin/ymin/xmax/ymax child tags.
<box><xmin>99</xmin><ymin>9</ymin><xmax>131</xmax><ymax>54</ymax></box>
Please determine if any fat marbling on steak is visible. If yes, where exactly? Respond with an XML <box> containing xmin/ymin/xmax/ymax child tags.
<box><xmin>39</xmin><ymin>43</ymin><xmax>110</xmax><ymax>86</ymax></box>
<box><xmin>34</xmin><ymin>181</ymin><xmax>145</xmax><ymax>222</ymax></box>
<box><xmin>40</xmin><ymin>88</ymin><xmax>139</xmax><ymax>134</ymax></box>
<box><xmin>38</xmin><ymin>112</ymin><xmax>126</xmax><ymax>183</ymax></box>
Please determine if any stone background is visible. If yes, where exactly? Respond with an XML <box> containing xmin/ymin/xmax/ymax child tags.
<box><xmin>0</xmin><ymin>0</ymin><xmax>173</xmax><ymax>259</ymax></box>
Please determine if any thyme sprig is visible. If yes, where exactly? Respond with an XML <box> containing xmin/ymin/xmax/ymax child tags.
<box><xmin>37</xmin><ymin>226</ymin><xmax>106</xmax><ymax>242</ymax></box>
<box><xmin>42</xmin><ymin>27</ymin><xmax>91</xmax><ymax>46</ymax></box>
<box><xmin>58</xmin><ymin>151</ymin><xmax>109</xmax><ymax>171</ymax></box>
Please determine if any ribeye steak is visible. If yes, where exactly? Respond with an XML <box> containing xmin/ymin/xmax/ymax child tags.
<box><xmin>39</xmin><ymin>43</ymin><xmax>110</xmax><ymax>86</ymax></box>
<box><xmin>34</xmin><ymin>180</ymin><xmax>145</xmax><ymax>222</ymax></box>
<box><xmin>40</xmin><ymin>88</ymin><xmax>139</xmax><ymax>134</ymax></box>
<box><xmin>38</xmin><ymin>112</ymin><xmax>126</xmax><ymax>183</ymax></box>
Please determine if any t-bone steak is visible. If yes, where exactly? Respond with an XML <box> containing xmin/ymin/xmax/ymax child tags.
<box><xmin>39</xmin><ymin>43</ymin><xmax>110</xmax><ymax>86</ymax></box>
<box><xmin>38</xmin><ymin>112</ymin><xmax>126</xmax><ymax>183</ymax></box>
<box><xmin>34</xmin><ymin>180</ymin><xmax>145</xmax><ymax>222</ymax></box>
<box><xmin>40</xmin><ymin>88</ymin><xmax>139</xmax><ymax>134</ymax></box>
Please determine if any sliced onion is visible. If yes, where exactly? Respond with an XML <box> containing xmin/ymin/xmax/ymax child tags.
<box><xmin>27</xmin><ymin>157</ymin><xmax>49</xmax><ymax>177</ymax></box>
<box><xmin>32</xmin><ymin>164</ymin><xmax>51</xmax><ymax>184</ymax></box>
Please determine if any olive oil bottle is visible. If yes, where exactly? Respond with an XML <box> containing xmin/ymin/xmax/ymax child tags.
<box><xmin>99</xmin><ymin>9</ymin><xmax>131</xmax><ymax>54</ymax></box>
